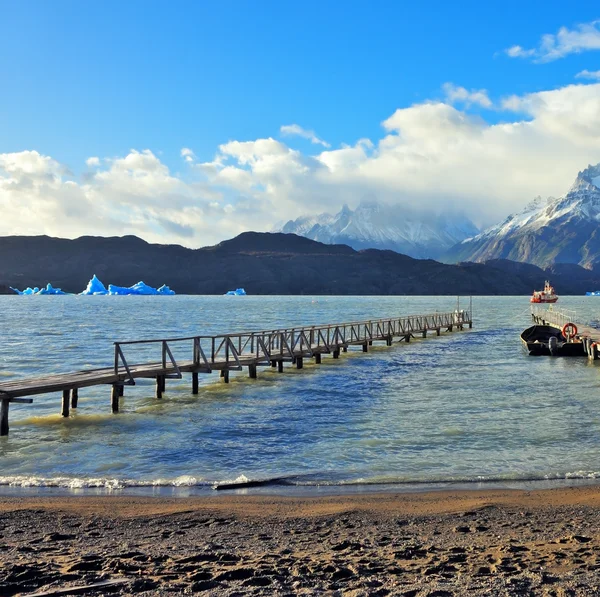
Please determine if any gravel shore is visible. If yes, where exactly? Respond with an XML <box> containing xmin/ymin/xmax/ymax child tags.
<box><xmin>2</xmin><ymin>487</ymin><xmax>600</xmax><ymax>595</ymax></box>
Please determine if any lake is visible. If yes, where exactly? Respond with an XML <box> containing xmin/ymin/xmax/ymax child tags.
<box><xmin>1</xmin><ymin>295</ymin><xmax>600</xmax><ymax>495</ymax></box>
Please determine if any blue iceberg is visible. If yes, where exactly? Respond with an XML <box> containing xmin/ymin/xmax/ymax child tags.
<box><xmin>81</xmin><ymin>275</ymin><xmax>175</xmax><ymax>295</ymax></box>
<box><xmin>11</xmin><ymin>275</ymin><xmax>175</xmax><ymax>296</ymax></box>
<box><xmin>107</xmin><ymin>281</ymin><xmax>176</xmax><ymax>295</ymax></box>
<box><xmin>225</xmin><ymin>288</ymin><xmax>247</xmax><ymax>296</ymax></box>
<box><xmin>11</xmin><ymin>283</ymin><xmax>67</xmax><ymax>295</ymax></box>
<box><xmin>80</xmin><ymin>274</ymin><xmax>108</xmax><ymax>295</ymax></box>
<box><xmin>586</xmin><ymin>291</ymin><xmax>600</xmax><ymax>296</ymax></box>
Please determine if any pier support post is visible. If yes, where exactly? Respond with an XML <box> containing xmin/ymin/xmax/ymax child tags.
<box><xmin>314</xmin><ymin>353</ymin><xmax>322</xmax><ymax>364</ymax></box>
<box><xmin>386</xmin><ymin>336</ymin><xmax>392</xmax><ymax>346</ymax></box>
<box><xmin>296</xmin><ymin>357</ymin><xmax>303</xmax><ymax>369</ymax></box>
<box><xmin>278</xmin><ymin>360</ymin><xmax>284</xmax><ymax>373</ymax></box>
<box><xmin>436</xmin><ymin>328</ymin><xmax>441</xmax><ymax>336</ymax></box>
<box><xmin>448</xmin><ymin>325</ymin><xmax>453</xmax><ymax>332</ymax></box>
<box><xmin>70</xmin><ymin>388</ymin><xmax>78</xmax><ymax>408</ymax></box>
<box><xmin>156</xmin><ymin>376</ymin><xmax>164</xmax><ymax>399</ymax></box>
<box><xmin>362</xmin><ymin>343</ymin><xmax>368</xmax><ymax>352</ymax></box>
<box><xmin>62</xmin><ymin>389</ymin><xmax>70</xmax><ymax>418</ymax></box>
<box><xmin>0</xmin><ymin>399</ymin><xmax>9</xmax><ymax>436</ymax></box>
<box><xmin>111</xmin><ymin>384</ymin><xmax>120</xmax><ymax>413</ymax></box>
<box><xmin>333</xmin><ymin>349</ymin><xmax>340</xmax><ymax>359</ymax></box>
<box><xmin>404</xmin><ymin>335</ymin><xmax>410</xmax><ymax>343</ymax></box>
<box><xmin>221</xmin><ymin>369</ymin><xmax>230</xmax><ymax>383</ymax></box>
<box><xmin>342</xmin><ymin>346</ymin><xmax>348</xmax><ymax>353</ymax></box>
<box><xmin>469</xmin><ymin>322</ymin><xmax>473</xmax><ymax>329</ymax></box>
<box><xmin>422</xmin><ymin>330</ymin><xmax>427</xmax><ymax>338</ymax></box>
<box><xmin>271</xmin><ymin>360</ymin><xmax>277</xmax><ymax>368</ymax></box>
<box><xmin>248</xmin><ymin>364</ymin><xmax>257</xmax><ymax>379</ymax></box>
<box><xmin>119</xmin><ymin>385</ymin><xmax>124</xmax><ymax>397</ymax></box>
<box><xmin>192</xmin><ymin>372</ymin><xmax>199</xmax><ymax>394</ymax></box>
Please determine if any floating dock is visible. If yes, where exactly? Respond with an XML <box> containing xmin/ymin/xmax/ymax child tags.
<box><xmin>531</xmin><ymin>305</ymin><xmax>600</xmax><ymax>360</ymax></box>
<box><xmin>0</xmin><ymin>308</ymin><xmax>473</xmax><ymax>436</ymax></box>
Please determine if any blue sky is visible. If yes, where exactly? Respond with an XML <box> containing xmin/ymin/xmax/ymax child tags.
<box><xmin>1</xmin><ymin>1</ymin><xmax>600</xmax><ymax>245</ymax></box>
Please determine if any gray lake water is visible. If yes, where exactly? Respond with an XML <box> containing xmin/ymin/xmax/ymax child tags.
<box><xmin>1</xmin><ymin>295</ymin><xmax>600</xmax><ymax>495</ymax></box>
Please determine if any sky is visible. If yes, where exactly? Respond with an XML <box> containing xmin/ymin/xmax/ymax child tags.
<box><xmin>1</xmin><ymin>0</ymin><xmax>600</xmax><ymax>246</ymax></box>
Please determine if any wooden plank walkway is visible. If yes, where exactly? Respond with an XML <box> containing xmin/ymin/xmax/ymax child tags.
<box><xmin>530</xmin><ymin>305</ymin><xmax>600</xmax><ymax>359</ymax></box>
<box><xmin>0</xmin><ymin>309</ymin><xmax>473</xmax><ymax>436</ymax></box>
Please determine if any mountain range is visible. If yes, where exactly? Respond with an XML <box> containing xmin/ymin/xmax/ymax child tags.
<box><xmin>442</xmin><ymin>163</ymin><xmax>600</xmax><ymax>268</ymax></box>
<box><xmin>278</xmin><ymin>201</ymin><xmax>480</xmax><ymax>259</ymax></box>
<box><xmin>1</xmin><ymin>232</ymin><xmax>600</xmax><ymax>296</ymax></box>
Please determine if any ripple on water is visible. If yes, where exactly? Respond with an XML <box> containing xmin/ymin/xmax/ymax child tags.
<box><xmin>1</xmin><ymin>295</ymin><xmax>600</xmax><ymax>489</ymax></box>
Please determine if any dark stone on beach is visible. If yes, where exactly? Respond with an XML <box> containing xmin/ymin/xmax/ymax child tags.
<box><xmin>214</xmin><ymin>567</ymin><xmax>255</xmax><ymax>581</ymax></box>
<box><xmin>43</xmin><ymin>532</ymin><xmax>76</xmax><ymax>542</ymax></box>
<box><xmin>454</xmin><ymin>525</ymin><xmax>472</xmax><ymax>533</ymax></box>
<box><xmin>572</xmin><ymin>535</ymin><xmax>592</xmax><ymax>543</ymax></box>
<box><xmin>394</xmin><ymin>545</ymin><xmax>428</xmax><ymax>559</ymax></box>
<box><xmin>243</xmin><ymin>576</ymin><xmax>273</xmax><ymax>587</ymax></box>
<box><xmin>331</xmin><ymin>566</ymin><xmax>355</xmax><ymax>581</ymax></box>
<box><xmin>475</xmin><ymin>565</ymin><xmax>492</xmax><ymax>575</ymax></box>
<box><xmin>540</xmin><ymin>571</ymin><xmax>559</xmax><ymax>584</ymax></box>
<box><xmin>130</xmin><ymin>578</ymin><xmax>159</xmax><ymax>591</ymax></box>
<box><xmin>67</xmin><ymin>559</ymin><xmax>103</xmax><ymax>572</ymax></box>
<box><xmin>219</xmin><ymin>552</ymin><xmax>241</xmax><ymax>563</ymax></box>
<box><xmin>189</xmin><ymin>571</ymin><xmax>213</xmax><ymax>582</ymax></box>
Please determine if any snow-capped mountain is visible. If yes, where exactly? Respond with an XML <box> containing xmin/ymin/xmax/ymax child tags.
<box><xmin>443</xmin><ymin>163</ymin><xmax>600</xmax><ymax>268</ymax></box>
<box><xmin>276</xmin><ymin>200</ymin><xmax>480</xmax><ymax>259</ymax></box>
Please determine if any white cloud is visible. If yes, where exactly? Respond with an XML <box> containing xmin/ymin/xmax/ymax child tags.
<box><xmin>505</xmin><ymin>45</ymin><xmax>536</xmax><ymax>59</ymax></box>
<box><xmin>280</xmin><ymin>124</ymin><xmax>331</xmax><ymax>147</ymax></box>
<box><xmin>576</xmin><ymin>69</ymin><xmax>600</xmax><ymax>80</ymax></box>
<box><xmin>505</xmin><ymin>19</ymin><xmax>600</xmax><ymax>62</ymax></box>
<box><xmin>86</xmin><ymin>156</ymin><xmax>100</xmax><ymax>167</ymax></box>
<box><xmin>200</xmin><ymin>83</ymin><xmax>600</xmax><ymax>230</ymax></box>
<box><xmin>3</xmin><ymin>82</ymin><xmax>600</xmax><ymax>246</ymax></box>
<box><xmin>442</xmin><ymin>82</ymin><xmax>493</xmax><ymax>108</ymax></box>
<box><xmin>0</xmin><ymin>149</ymin><xmax>255</xmax><ymax>246</ymax></box>
<box><xmin>180</xmin><ymin>147</ymin><xmax>195</xmax><ymax>163</ymax></box>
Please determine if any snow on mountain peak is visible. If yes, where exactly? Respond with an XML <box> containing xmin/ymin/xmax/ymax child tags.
<box><xmin>570</xmin><ymin>162</ymin><xmax>600</xmax><ymax>193</ymax></box>
<box><xmin>276</xmin><ymin>200</ymin><xmax>479</xmax><ymax>259</ymax></box>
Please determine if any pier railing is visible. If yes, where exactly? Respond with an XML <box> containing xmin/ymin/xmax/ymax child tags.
<box><xmin>113</xmin><ymin>310</ymin><xmax>472</xmax><ymax>379</ymax></box>
<box><xmin>530</xmin><ymin>305</ymin><xmax>577</xmax><ymax>328</ymax></box>
<box><xmin>0</xmin><ymin>306</ymin><xmax>473</xmax><ymax>435</ymax></box>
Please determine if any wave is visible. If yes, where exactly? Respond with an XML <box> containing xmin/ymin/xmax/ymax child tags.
<box><xmin>2</xmin><ymin>471</ymin><xmax>600</xmax><ymax>491</ymax></box>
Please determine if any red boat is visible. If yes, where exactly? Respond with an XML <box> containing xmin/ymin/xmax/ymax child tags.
<box><xmin>530</xmin><ymin>281</ymin><xmax>558</xmax><ymax>304</ymax></box>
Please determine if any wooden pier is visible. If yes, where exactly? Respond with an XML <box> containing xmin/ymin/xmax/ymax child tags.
<box><xmin>0</xmin><ymin>309</ymin><xmax>473</xmax><ymax>436</ymax></box>
<box><xmin>531</xmin><ymin>305</ymin><xmax>600</xmax><ymax>360</ymax></box>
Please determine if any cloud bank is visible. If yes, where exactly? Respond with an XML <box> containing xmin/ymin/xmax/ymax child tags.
<box><xmin>2</xmin><ymin>82</ymin><xmax>600</xmax><ymax>247</ymax></box>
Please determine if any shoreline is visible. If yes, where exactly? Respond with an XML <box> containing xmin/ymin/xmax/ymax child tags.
<box><xmin>4</xmin><ymin>484</ymin><xmax>600</xmax><ymax>516</ymax></box>
<box><xmin>4</xmin><ymin>486</ymin><xmax>600</xmax><ymax>595</ymax></box>
<box><xmin>1</xmin><ymin>475</ymin><xmax>600</xmax><ymax>499</ymax></box>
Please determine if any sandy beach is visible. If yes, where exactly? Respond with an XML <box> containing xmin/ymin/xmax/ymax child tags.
<box><xmin>2</xmin><ymin>487</ymin><xmax>600</xmax><ymax>596</ymax></box>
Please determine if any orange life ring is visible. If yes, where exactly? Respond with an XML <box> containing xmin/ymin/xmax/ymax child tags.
<box><xmin>562</xmin><ymin>322</ymin><xmax>578</xmax><ymax>337</ymax></box>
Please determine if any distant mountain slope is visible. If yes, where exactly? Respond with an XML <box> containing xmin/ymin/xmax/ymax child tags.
<box><xmin>1</xmin><ymin>231</ymin><xmax>599</xmax><ymax>296</ymax></box>
<box><xmin>277</xmin><ymin>200</ymin><xmax>479</xmax><ymax>259</ymax></box>
<box><xmin>443</xmin><ymin>163</ymin><xmax>600</xmax><ymax>268</ymax></box>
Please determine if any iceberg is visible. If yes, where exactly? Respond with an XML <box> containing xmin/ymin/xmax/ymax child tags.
<box><xmin>107</xmin><ymin>281</ymin><xmax>176</xmax><ymax>295</ymax></box>
<box><xmin>225</xmin><ymin>288</ymin><xmax>247</xmax><ymax>296</ymax></box>
<box><xmin>80</xmin><ymin>274</ymin><xmax>108</xmax><ymax>295</ymax></box>
<box><xmin>10</xmin><ymin>283</ymin><xmax>67</xmax><ymax>295</ymax></box>
<box><xmin>11</xmin><ymin>275</ymin><xmax>175</xmax><ymax>296</ymax></box>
